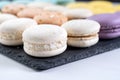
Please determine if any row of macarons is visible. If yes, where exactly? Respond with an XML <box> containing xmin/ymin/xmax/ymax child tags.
<box><xmin>0</xmin><ymin>17</ymin><xmax>100</xmax><ymax>57</ymax></box>
<box><xmin>1</xmin><ymin>11</ymin><xmax>120</xmax><ymax>57</ymax></box>
<box><xmin>1</xmin><ymin>1</ymin><xmax>120</xmax><ymax>14</ymax></box>
<box><xmin>0</xmin><ymin>3</ymin><xmax>93</xmax><ymax>26</ymax></box>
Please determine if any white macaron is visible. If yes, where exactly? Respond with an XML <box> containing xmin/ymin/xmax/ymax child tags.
<box><xmin>0</xmin><ymin>14</ymin><xmax>17</xmax><ymax>24</ymax></box>
<box><xmin>63</xmin><ymin>8</ymin><xmax>93</xmax><ymax>20</ymax></box>
<box><xmin>61</xmin><ymin>19</ymin><xmax>100</xmax><ymax>47</ymax></box>
<box><xmin>22</xmin><ymin>24</ymin><xmax>67</xmax><ymax>57</ymax></box>
<box><xmin>0</xmin><ymin>18</ymin><xmax>37</xmax><ymax>46</ymax></box>
<box><xmin>44</xmin><ymin>5</ymin><xmax>69</xmax><ymax>13</ymax></box>
<box><xmin>27</xmin><ymin>2</ymin><xmax>53</xmax><ymax>9</ymax></box>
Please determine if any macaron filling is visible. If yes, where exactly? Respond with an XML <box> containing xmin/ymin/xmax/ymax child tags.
<box><xmin>23</xmin><ymin>40</ymin><xmax>66</xmax><ymax>52</ymax></box>
<box><xmin>100</xmin><ymin>27</ymin><xmax>120</xmax><ymax>33</ymax></box>
<box><xmin>68</xmin><ymin>34</ymin><xmax>99</xmax><ymax>47</ymax></box>
<box><xmin>68</xmin><ymin>34</ymin><xmax>98</xmax><ymax>40</ymax></box>
<box><xmin>0</xmin><ymin>31</ymin><xmax>22</xmax><ymax>40</ymax></box>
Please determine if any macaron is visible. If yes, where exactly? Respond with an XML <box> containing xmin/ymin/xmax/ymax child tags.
<box><xmin>17</xmin><ymin>7</ymin><xmax>44</xmax><ymax>18</ymax></box>
<box><xmin>66</xmin><ymin>2</ymin><xmax>88</xmax><ymax>9</ymax></box>
<box><xmin>115</xmin><ymin>12</ymin><xmax>120</xmax><ymax>15</ymax></box>
<box><xmin>89</xmin><ymin>1</ymin><xmax>113</xmax><ymax>8</ymax></box>
<box><xmin>27</xmin><ymin>2</ymin><xmax>53</xmax><ymax>9</ymax></box>
<box><xmin>89</xmin><ymin>6</ymin><xmax>116</xmax><ymax>14</ymax></box>
<box><xmin>0</xmin><ymin>14</ymin><xmax>17</xmax><ymax>24</ymax></box>
<box><xmin>44</xmin><ymin>5</ymin><xmax>69</xmax><ymax>14</ymax></box>
<box><xmin>0</xmin><ymin>18</ymin><xmax>37</xmax><ymax>46</ymax></box>
<box><xmin>34</xmin><ymin>11</ymin><xmax>68</xmax><ymax>26</ymax></box>
<box><xmin>1</xmin><ymin>4</ymin><xmax>26</xmax><ymax>15</ymax></box>
<box><xmin>63</xmin><ymin>8</ymin><xmax>93</xmax><ymax>20</ymax></box>
<box><xmin>22</xmin><ymin>24</ymin><xmax>67</xmax><ymax>57</ymax></box>
<box><xmin>88</xmin><ymin>13</ymin><xmax>120</xmax><ymax>39</ymax></box>
<box><xmin>62</xmin><ymin>19</ymin><xmax>100</xmax><ymax>47</ymax></box>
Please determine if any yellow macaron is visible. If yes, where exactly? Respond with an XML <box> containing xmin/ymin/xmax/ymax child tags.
<box><xmin>89</xmin><ymin>1</ymin><xmax>113</xmax><ymax>8</ymax></box>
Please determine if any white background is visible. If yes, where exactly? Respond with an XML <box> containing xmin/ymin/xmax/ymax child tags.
<box><xmin>0</xmin><ymin>49</ymin><xmax>120</xmax><ymax>80</ymax></box>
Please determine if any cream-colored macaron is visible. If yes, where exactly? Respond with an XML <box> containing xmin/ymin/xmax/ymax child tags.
<box><xmin>22</xmin><ymin>24</ymin><xmax>67</xmax><ymax>57</ymax></box>
<box><xmin>0</xmin><ymin>18</ymin><xmax>37</xmax><ymax>46</ymax></box>
<box><xmin>44</xmin><ymin>5</ymin><xmax>69</xmax><ymax>14</ymax></box>
<box><xmin>63</xmin><ymin>8</ymin><xmax>93</xmax><ymax>20</ymax></box>
<box><xmin>61</xmin><ymin>19</ymin><xmax>100</xmax><ymax>47</ymax></box>
<box><xmin>0</xmin><ymin>13</ymin><xmax>17</xmax><ymax>24</ymax></box>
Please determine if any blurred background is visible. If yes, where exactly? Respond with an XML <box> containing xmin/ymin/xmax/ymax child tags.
<box><xmin>1</xmin><ymin>0</ymin><xmax>120</xmax><ymax>14</ymax></box>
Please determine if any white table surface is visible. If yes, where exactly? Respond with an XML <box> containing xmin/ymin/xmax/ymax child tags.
<box><xmin>0</xmin><ymin>48</ymin><xmax>120</xmax><ymax>80</ymax></box>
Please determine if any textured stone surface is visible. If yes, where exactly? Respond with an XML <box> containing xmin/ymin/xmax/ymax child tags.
<box><xmin>0</xmin><ymin>38</ymin><xmax>120</xmax><ymax>71</ymax></box>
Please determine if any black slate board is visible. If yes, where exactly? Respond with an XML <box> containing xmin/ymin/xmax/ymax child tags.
<box><xmin>0</xmin><ymin>38</ymin><xmax>120</xmax><ymax>71</ymax></box>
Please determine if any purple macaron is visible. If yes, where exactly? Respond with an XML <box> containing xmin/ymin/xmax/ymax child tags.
<box><xmin>88</xmin><ymin>13</ymin><xmax>120</xmax><ymax>39</ymax></box>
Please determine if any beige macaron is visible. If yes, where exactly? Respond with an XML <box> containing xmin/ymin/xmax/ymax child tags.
<box><xmin>44</xmin><ymin>5</ymin><xmax>69</xmax><ymax>14</ymax></box>
<box><xmin>0</xmin><ymin>13</ymin><xmax>17</xmax><ymax>24</ymax></box>
<box><xmin>17</xmin><ymin>7</ymin><xmax>44</xmax><ymax>18</ymax></box>
<box><xmin>63</xmin><ymin>8</ymin><xmax>93</xmax><ymax>20</ymax></box>
<box><xmin>0</xmin><ymin>18</ymin><xmax>37</xmax><ymax>46</ymax></box>
<box><xmin>62</xmin><ymin>19</ymin><xmax>100</xmax><ymax>47</ymax></box>
<box><xmin>34</xmin><ymin>11</ymin><xmax>68</xmax><ymax>26</ymax></box>
<box><xmin>23</xmin><ymin>24</ymin><xmax>67</xmax><ymax>57</ymax></box>
<box><xmin>2</xmin><ymin>4</ymin><xmax>26</xmax><ymax>15</ymax></box>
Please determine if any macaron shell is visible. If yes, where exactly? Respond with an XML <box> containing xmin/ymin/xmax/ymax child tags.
<box><xmin>0</xmin><ymin>18</ymin><xmax>37</xmax><ymax>33</ymax></box>
<box><xmin>24</xmin><ymin>45</ymin><xmax>67</xmax><ymax>57</ymax></box>
<box><xmin>99</xmin><ymin>32</ymin><xmax>120</xmax><ymax>39</ymax></box>
<box><xmin>68</xmin><ymin>36</ymin><xmax>99</xmax><ymax>47</ymax></box>
<box><xmin>22</xmin><ymin>24</ymin><xmax>67</xmax><ymax>43</ymax></box>
<box><xmin>62</xmin><ymin>19</ymin><xmax>100</xmax><ymax>36</ymax></box>
<box><xmin>100</xmin><ymin>28</ymin><xmax>120</xmax><ymax>33</ymax></box>
<box><xmin>0</xmin><ymin>14</ymin><xmax>17</xmax><ymax>24</ymax></box>
<box><xmin>63</xmin><ymin>8</ymin><xmax>93</xmax><ymax>19</ymax></box>
<box><xmin>0</xmin><ymin>39</ymin><xmax>22</xmax><ymax>46</ymax></box>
